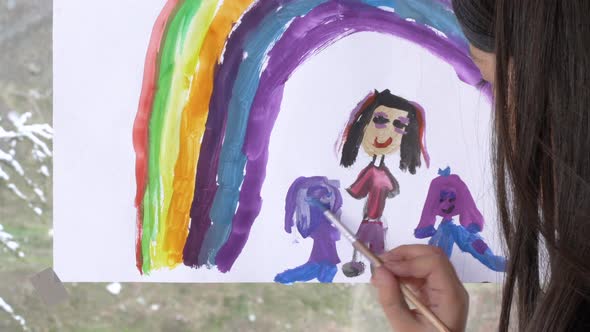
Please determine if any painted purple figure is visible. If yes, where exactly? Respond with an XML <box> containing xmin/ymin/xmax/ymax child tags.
<box><xmin>339</xmin><ymin>90</ymin><xmax>429</xmax><ymax>277</ymax></box>
<box><xmin>415</xmin><ymin>167</ymin><xmax>506</xmax><ymax>272</ymax></box>
<box><xmin>274</xmin><ymin>177</ymin><xmax>343</xmax><ymax>284</ymax></box>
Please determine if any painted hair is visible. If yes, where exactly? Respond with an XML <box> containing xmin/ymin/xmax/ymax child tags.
<box><xmin>339</xmin><ymin>89</ymin><xmax>429</xmax><ymax>174</ymax></box>
<box><xmin>418</xmin><ymin>167</ymin><xmax>484</xmax><ymax>231</ymax></box>
<box><xmin>284</xmin><ymin>177</ymin><xmax>342</xmax><ymax>238</ymax></box>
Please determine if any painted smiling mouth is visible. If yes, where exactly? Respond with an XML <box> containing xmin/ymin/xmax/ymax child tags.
<box><xmin>442</xmin><ymin>205</ymin><xmax>455</xmax><ymax>214</ymax></box>
<box><xmin>373</xmin><ymin>137</ymin><xmax>393</xmax><ymax>148</ymax></box>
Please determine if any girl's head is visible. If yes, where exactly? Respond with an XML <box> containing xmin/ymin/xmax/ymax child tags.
<box><xmin>420</xmin><ymin>168</ymin><xmax>484</xmax><ymax>231</ymax></box>
<box><xmin>454</xmin><ymin>1</ymin><xmax>590</xmax><ymax>331</ymax></box>
<box><xmin>340</xmin><ymin>90</ymin><xmax>428</xmax><ymax>174</ymax></box>
<box><xmin>453</xmin><ymin>0</ymin><xmax>496</xmax><ymax>84</ymax></box>
<box><xmin>284</xmin><ymin>177</ymin><xmax>342</xmax><ymax>237</ymax></box>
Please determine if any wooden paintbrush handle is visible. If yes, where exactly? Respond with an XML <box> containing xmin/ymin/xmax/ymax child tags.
<box><xmin>352</xmin><ymin>240</ymin><xmax>382</xmax><ymax>267</ymax></box>
<box><xmin>322</xmin><ymin>210</ymin><xmax>450</xmax><ymax>332</ymax></box>
<box><xmin>352</xmin><ymin>240</ymin><xmax>450</xmax><ymax>332</ymax></box>
<box><xmin>400</xmin><ymin>284</ymin><xmax>451</xmax><ymax>332</ymax></box>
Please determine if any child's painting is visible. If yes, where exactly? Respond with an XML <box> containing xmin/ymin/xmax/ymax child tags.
<box><xmin>54</xmin><ymin>0</ymin><xmax>505</xmax><ymax>283</ymax></box>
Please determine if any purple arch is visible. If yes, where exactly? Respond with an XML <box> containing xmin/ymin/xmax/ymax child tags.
<box><xmin>214</xmin><ymin>0</ymin><xmax>485</xmax><ymax>271</ymax></box>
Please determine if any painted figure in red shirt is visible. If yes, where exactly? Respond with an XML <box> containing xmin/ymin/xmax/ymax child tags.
<box><xmin>339</xmin><ymin>90</ymin><xmax>429</xmax><ymax>277</ymax></box>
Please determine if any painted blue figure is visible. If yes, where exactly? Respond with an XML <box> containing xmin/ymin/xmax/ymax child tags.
<box><xmin>274</xmin><ymin>177</ymin><xmax>343</xmax><ymax>284</ymax></box>
<box><xmin>414</xmin><ymin>167</ymin><xmax>506</xmax><ymax>272</ymax></box>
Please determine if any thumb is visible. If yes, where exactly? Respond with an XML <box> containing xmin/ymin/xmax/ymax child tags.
<box><xmin>371</xmin><ymin>266</ymin><xmax>419</xmax><ymax>331</ymax></box>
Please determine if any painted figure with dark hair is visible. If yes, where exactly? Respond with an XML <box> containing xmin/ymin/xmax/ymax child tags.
<box><xmin>339</xmin><ymin>90</ymin><xmax>429</xmax><ymax>277</ymax></box>
<box><xmin>415</xmin><ymin>167</ymin><xmax>506</xmax><ymax>272</ymax></box>
<box><xmin>274</xmin><ymin>177</ymin><xmax>343</xmax><ymax>284</ymax></box>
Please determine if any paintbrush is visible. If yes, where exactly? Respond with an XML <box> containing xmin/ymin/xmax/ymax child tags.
<box><xmin>312</xmin><ymin>199</ymin><xmax>451</xmax><ymax>332</ymax></box>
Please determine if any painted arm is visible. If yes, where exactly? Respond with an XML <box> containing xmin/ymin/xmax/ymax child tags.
<box><xmin>414</xmin><ymin>181</ymin><xmax>438</xmax><ymax>239</ymax></box>
<box><xmin>387</xmin><ymin>173</ymin><xmax>400</xmax><ymax>198</ymax></box>
<box><xmin>346</xmin><ymin>165</ymin><xmax>372</xmax><ymax>199</ymax></box>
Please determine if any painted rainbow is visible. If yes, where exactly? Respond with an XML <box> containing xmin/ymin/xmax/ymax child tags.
<box><xmin>133</xmin><ymin>0</ymin><xmax>485</xmax><ymax>275</ymax></box>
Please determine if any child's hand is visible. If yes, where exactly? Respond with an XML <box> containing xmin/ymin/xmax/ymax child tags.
<box><xmin>371</xmin><ymin>245</ymin><xmax>469</xmax><ymax>332</ymax></box>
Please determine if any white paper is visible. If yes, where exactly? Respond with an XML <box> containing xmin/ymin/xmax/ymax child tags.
<box><xmin>54</xmin><ymin>0</ymin><xmax>504</xmax><ymax>283</ymax></box>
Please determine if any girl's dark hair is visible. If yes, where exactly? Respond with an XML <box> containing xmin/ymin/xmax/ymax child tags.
<box><xmin>340</xmin><ymin>90</ymin><xmax>423</xmax><ymax>174</ymax></box>
<box><xmin>453</xmin><ymin>0</ymin><xmax>495</xmax><ymax>52</ymax></box>
<box><xmin>454</xmin><ymin>1</ymin><xmax>590</xmax><ymax>331</ymax></box>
